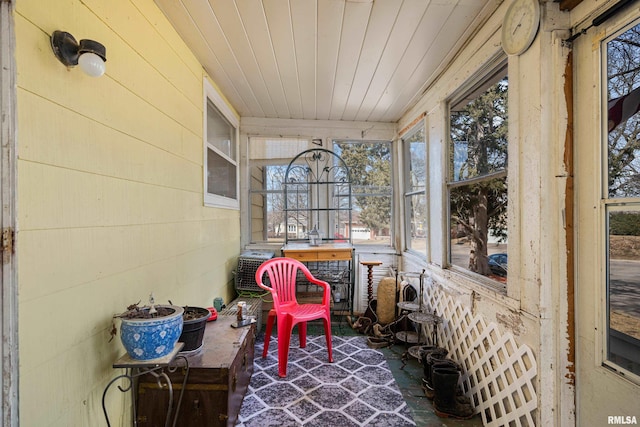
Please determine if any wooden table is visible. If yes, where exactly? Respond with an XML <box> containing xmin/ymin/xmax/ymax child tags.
<box><xmin>282</xmin><ymin>242</ymin><xmax>353</xmax><ymax>261</ymax></box>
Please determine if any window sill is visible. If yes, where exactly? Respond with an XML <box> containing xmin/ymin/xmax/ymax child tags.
<box><xmin>439</xmin><ymin>265</ymin><xmax>520</xmax><ymax>311</ymax></box>
<box><xmin>352</xmin><ymin>244</ymin><xmax>396</xmax><ymax>254</ymax></box>
<box><xmin>401</xmin><ymin>250</ymin><xmax>520</xmax><ymax>311</ymax></box>
<box><xmin>204</xmin><ymin>196</ymin><xmax>239</xmax><ymax>210</ymax></box>
<box><xmin>245</xmin><ymin>242</ymin><xmax>397</xmax><ymax>253</ymax></box>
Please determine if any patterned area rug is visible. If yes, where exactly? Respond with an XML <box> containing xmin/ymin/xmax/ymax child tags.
<box><xmin>237</xmin><ymin>335</ymin><xmax>416</xmax><ymax>427</ymax></box>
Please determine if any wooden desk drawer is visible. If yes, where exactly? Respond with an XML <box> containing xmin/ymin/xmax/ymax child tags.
<box><xmin>284</xmin><ymin>250</ymin><xmax>317</xmax><ymax>261</ymax></box>
<box><xmin>316</xmin><ymin>250</ymin><xmax>352</xmax><ymax>261</ymax></box>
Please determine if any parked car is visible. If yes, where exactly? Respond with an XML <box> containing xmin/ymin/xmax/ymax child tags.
<box><xmin>488</xmin><ymin>253</ymin><xmax>508</xmax><ymax>277</ymax></box>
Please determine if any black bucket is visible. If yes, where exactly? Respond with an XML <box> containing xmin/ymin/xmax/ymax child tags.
<box><xmin>179</xmin><ymin>307</ymin><xmax>210</xmax><ymax>352</ymax></box>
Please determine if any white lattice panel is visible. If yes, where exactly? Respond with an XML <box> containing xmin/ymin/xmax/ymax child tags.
<box><xmin>403</xmin><ymin>274</ymin><xmax>538</xmax><ymax>427</ymax></box>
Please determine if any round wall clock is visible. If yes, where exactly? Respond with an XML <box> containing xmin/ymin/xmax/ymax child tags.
<box><xmin>501</xmin><ymin>0</ymin><xmax>541</xmax><ymax>56</ymax></box>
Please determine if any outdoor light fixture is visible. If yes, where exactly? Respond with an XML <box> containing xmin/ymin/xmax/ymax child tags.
<box><xmin>50</xmin><ymin>30</ymin><xmax>107</xmax><ymax>77</ymax></box>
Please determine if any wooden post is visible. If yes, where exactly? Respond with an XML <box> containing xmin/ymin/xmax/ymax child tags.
<box><xmin>360</xmin><ymin>261</ymin><xmax>383</xmax><ymax>303</ymax></box>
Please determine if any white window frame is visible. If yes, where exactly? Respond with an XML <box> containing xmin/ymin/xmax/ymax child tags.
<box><xmin>203</xmin><ymin>78</ymin><xmax>239</xmax><ymax>209</ymax></box>
<box><xmin>402</xmin><ymin>121</ymin><xmax>428</xmax><ymax>257</ymax></box>
<box><xmin>445</xmin><ymin>59</ymin><xmax>508</xmax><ymax>291</ymax></box>
<box><xmin>599</xmin><ymin>17</ymin><xmax>640</xmax><ymax>381</ymax></box>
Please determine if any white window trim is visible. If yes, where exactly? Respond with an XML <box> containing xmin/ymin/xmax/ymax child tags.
<box><xmin>444</xmin><ymin>59</ymin><xmax>508</xmax><ymax>293</ymax></box>
<box><xmin>203</xmin><ymin>78</ymin><xmax>239</xmax><ymax>209</ymax></box>
<box><xmin>401</xmin><ymin>120</ymin><xmax>428</xmax><ymax>258</ymax></box>
<box><xmin>599</xmin><ymin>18</ymin><xmax>640</xmax><ymax>383</ymax></box>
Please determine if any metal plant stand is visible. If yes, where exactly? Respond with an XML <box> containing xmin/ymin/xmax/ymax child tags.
<box><xmin>102</xmin><ymin>343</ymin><xmax>189</xmax><ymax>427</ymax></box>
<box><xmin>393</xmin><ymin>270</ymin><xmax>442</xmax><ymax>366</ymax></box>
<box><xmin>283</xmin><ymin>148</ymin><xmax>355</xmax><ymax>316</ymax></box>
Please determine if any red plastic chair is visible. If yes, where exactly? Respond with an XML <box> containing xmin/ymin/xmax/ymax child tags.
<box><xmin>255</xmin><ymin>257</ymin><xmax>333</xmax><ymax>377</ymax></box>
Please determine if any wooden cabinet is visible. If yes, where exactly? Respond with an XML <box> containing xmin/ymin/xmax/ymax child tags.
<box><xmin>136</xmin><ymin>316</ymin><xmax>255</xmax><ymax>427</ymax></box>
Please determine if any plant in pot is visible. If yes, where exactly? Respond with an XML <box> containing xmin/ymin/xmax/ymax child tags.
<box><xmin>179</xmin><ymin>306</ymin><xmax>211</xmax><ymax>353</ymax></box>
<box><xmin>115</xmin><ymin>295</ymin><xmax>184</xmax><ymax>361</ymax></box>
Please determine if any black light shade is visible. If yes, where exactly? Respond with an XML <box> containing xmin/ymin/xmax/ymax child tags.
<box><xmin>51</xmin><ymin>31</ymin><xmax>80</xmax><ymax>66</ymax></box>
<box><xmin>50</xmin><ymin>30</ymin><xmax>107</xmax><ymax>68</ymax></box>
<box><xmin>78</xmin><ymin>38</ymin><xmax>107</xmax><ymax>62</ymax></box>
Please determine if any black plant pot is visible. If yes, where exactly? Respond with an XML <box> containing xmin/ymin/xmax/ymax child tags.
<box><xmin>179</xmin><ymin>307</ymin><xmax>210</xmax><ymax>352</ymax></box>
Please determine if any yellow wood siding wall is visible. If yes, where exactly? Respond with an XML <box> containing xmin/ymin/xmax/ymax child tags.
<box><xmin>15</xmin><ymin>0</ymin><xmax>240</xmax><ymax>425</ymax></box>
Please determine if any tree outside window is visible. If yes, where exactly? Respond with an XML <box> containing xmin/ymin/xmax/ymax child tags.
<box><xmin>448</xmin><ymin>66</ymin><xmax>508</xmax><ymax>286</ymax></box>
<box><xmin>333</xmin><ymin>141</ymin><xmax>392</xmax><ymax>246</ymax></box>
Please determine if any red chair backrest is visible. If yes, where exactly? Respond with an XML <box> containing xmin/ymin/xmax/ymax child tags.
<box><xmin>255</xmin><ymin>257</ymin><xmax>309</xmax><ymax>310</ymax></box>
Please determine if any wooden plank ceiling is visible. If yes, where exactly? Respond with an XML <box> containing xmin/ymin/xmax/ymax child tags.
<box><xmin>154</xmin><ymin>0</ymin><xmax>492</xmax><ymax>123</ymax></box>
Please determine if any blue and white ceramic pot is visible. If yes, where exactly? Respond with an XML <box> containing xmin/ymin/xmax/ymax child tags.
<box><xmin>119</xmin><ymin>305</ymin><xmax>184</xmax><ymax>360</ymax></box>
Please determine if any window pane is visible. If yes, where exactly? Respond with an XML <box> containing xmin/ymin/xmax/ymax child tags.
<box><xmin>408</xmin><ymin>193</ymin><xmax>427</xmax><ymax>253</ymax></box>
<box><xmin>449</xmin><ymin>174</ymin><xmax>508</xmax><ymax>282</ymax></box>
<box><xmin>403</xmin><ymin>124</ymin><xmax>427</xmax><ymax>253</ymax></box>
<box><xmin>606</xmin><ymin>22</ymin><xmax>640</xmax><ymax>198</ymax></box>
<box><xmin>604</xmin><ymin>21</ymin><xmax>640</xmax><ymax>377</ymax></box>
<box><xmin>284</xmin><ymin>176</ymin><xmax>310</xmax><ymax>240</ymax></box>
<box><xmin>450</xmin><ymin>77</ymin><xmax>508</xmax><ymax>182</ymax></box>
<box><xmin>448</xmin><ymin>66</ymin><xmax>508</xmax><ymax>287</ymax></box>
<box><xmin>204</xmin><ymin>84</ymin><xmax>238</xmax><ymax>208</ymax></box>
<box><xmin>249</xmin><ymin>191</ymin><xmax>286</xmax><ymax>243</ymax></box>
<box><xmin>249</xmin><ymin>137</ymin><xmax>310</xmax><ymax>160</ymax></box>
<box><xmin>607</xmin><ymin>209</ymin><xmax>640</xmax><ymax>376</ymax></box>
<box><xmin>334</xmin><ymin>141</ymin><xmax>393</xmax><ymax>246</ymax></box>
<box><xmin>351</xmin><ymin>195</ymin><xmax>391</xmax><ymax>245</ymax></box>
<box><xmin>207</xmin><ymin>148</ymin><xmax>237</xmax><ymax>199</ymax></box>
<box><xmin>249</xmin><ymin>165</ymin><xmax>287</xmax><ymax>243</ymax></box>
<box><xmin>207</xmin><ymin>99</ymin><xmax>234</xmax><ymax>159</ymax></box>
<box><xmin>248</xmin><ymin>137</ymin><xmax>314</xmax><ymax>243</ymax></box>
<box><xmin>405</xmin><ymin>128</ymin><xmax>426</xmax><ymax>191</ymax></box>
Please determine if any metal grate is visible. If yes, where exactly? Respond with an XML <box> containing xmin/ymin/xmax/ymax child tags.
<box><xmin>301</xmin><ymin>260</ymin><xmax>351</xmax><ymax>311</ymax></box>
<box><xmin>235</xmin><ymin>251</ymin><xmax>274</xmax><ymax>293</ymax></box>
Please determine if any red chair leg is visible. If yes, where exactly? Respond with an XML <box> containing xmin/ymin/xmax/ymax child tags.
<box><xmin>323</xmin><ymin>317</ymin><xmax>333</xmax><ymax>363</ymax></box>
<box><xmin>277</xmin><ymin>314</ymin><xmax>293</xmax><ymax>377</ymax></box>
<box><xmin>262</xmin><ymin>309</ymin><xmax>276</xmax><ymax>358</ymax></box>
<box><xmin>299</xmin><ymin>321</ymin><xmax>307</xmax><ymax>348</ymax></box>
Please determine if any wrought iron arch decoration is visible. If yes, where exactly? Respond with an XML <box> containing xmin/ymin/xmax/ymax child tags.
<box><xmin>284</xmin><ymin>148</ymin><xmax>352</xmax><ymax>244</ymax></box>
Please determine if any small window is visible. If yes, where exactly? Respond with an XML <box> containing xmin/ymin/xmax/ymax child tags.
<box><xmin>447</xmin><ymin>62</ymin><xmax>508</xmax><ymax>287</ymax></box>
<box><xmin>603</xmin><ymin>19</ymin><xmax>640</xmax><ymax>377</ymax></box>
<box><xmin>402</xmin><ymin>123</ymin><xmax>427</xmax><ymax>254</ymax></box>
<box><xmin>204</xmin><ymin>79</ymin><xmax>239</xmax><ymax>209</ymax></box>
